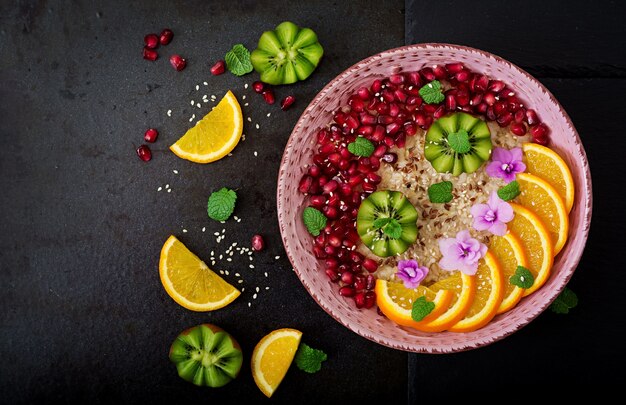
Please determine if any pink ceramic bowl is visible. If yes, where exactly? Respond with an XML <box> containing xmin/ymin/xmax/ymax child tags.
<box><xmin>276</xmin><ymin>44</ymin><xmax>592</xmax><ymax>353</ymax></box>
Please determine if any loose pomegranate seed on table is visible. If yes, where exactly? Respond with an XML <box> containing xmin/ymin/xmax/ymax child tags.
<box><xmin>144</xmin><ymin>128</ymin><xmax>158</xmax><ymax>143</ymax></box>
<box><xmin>144</xmin><ymin>34</ymin><xmax>159</xmax><ymax>49</ymax></box>
<box><xmin>281</xmin><ymin>95</ymin><xmax>296</xmax><ymax>111</ymax></box>
<box><xmin>136</xmin><ymin>145</ymin><xmax>152</xmax><ymax>161</ymax></box>
<box><xmin>210</xmin><ymin>60</ymin><xmax>225</xmax><ymax>75</ymax></box>
<box><xmin>159</xmin><ymin>28</ymin><xmax>173</xmax><ymax>45</ymax></box>
<box><xmin>142</xmin><ymin>48</ymin><xmax>158</xmax><ymax>61</ymax></box>
<box><xmin>252</xmin><ymin>81</ymin><xmax>265</xmax><ymax>93</ymax></box>
<box><xmin>262</xmin><ymin>89</ymin><xmax>275</xmax><ymax>105</ymax></box>
<box><xmin>169</xmin><ymin>54</ymin><xmax>186</xmax><ymax>71</ymax></box>
<box><xmin>251</xmin><ymin>234</ymin><xmax>265</xmax><ymax>251</ymax></box>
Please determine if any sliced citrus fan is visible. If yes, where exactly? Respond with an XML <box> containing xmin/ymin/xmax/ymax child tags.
<box><xmin>375</xmin><ymin>280</ymin><xmax>454</xmax><ymax>331</ymax></box>
<box><xmin>516</xmin><ymin>172</ymin><xmax>569</xmax><ymax>255</ymax></box>
<box><xmin>489</xmin><ymin>232</ymin><xmax>529</xmax><ymax>314</ymax></box>
<box><xmin>159</xmin><ymin>235</ymin><xmax>240</xmax><ymax>311</ymax></box>
<box><xmin>251</xmin><ymin>328</ymin><xmax>302</xmax><ymax>398</ymax></box>
<box><xmin>448</xmin><ymin>251</ymin><xmax>504</xmax><ymax>333</ymax></box>
<box><xmin>508</xmin><ymin>203</ymin><xmax>554</xmax><ymax>296</ymax></box>
<box><xmin>417</xmin><ymin>271</ymin><xmax>476</xmax><ymax>332</ymax></box>
<box><xmin>522</xmin><ymin>142</ymin><xmax>575</xmax><ymax>213</ymax></box>
<box><xmin>170</xmin><ymin>90</ymin><xmax>243</xmax><ymax>163</ymax></box>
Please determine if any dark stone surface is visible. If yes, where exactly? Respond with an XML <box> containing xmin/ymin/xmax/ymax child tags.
<box><xmin>0</xmin><ymin>0</ymin><xmax>406</xmax><ymax>403</ymax></box>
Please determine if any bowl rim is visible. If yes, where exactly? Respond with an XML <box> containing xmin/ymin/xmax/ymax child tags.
<box><xmin>276</xmin><ymin>43</ymin><xmax>592</xmax><ymax>353</ymax></box>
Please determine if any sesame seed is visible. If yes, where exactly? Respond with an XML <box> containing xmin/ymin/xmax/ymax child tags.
<box><xmin>265</xmin><ymin>286</ymin><xmax>270</xmax><ymax>290</ymax></box>
<box><xmin>211</xmin><ymin>261</ymin><xmax>216</xmax><ymax>266</ymax></box>
<box><xmin>249</xmin><ymin>264</ymin><xmax>254</xmax><ymax>269</ymax></box>
<box><xmin>197</xmin><ymin>103</ymin><xmax>201</xmax><ymax>108</ymax></box>
<box><xmin>254</xmin><ymin>151</ymin><xmax>258</xmax><ymax>157</ymax></box>
<box><xmin>244</xmin><ymin>83</ymin><xmax>248</xmax><ymax>89</ymax></box>
<box><xmin>255</xmin><ymin>123</ymin><xmax>260</xmax><ymax>129</ymax></box>
<box><xmin>173</xmin><ymin>170</ymin><xmax>178</xmax><ymax>174</ymax></box>
<box><xmin>167</xmin><ymin>189</ymin><xmax>172</xmax><ymax>193</ymax></box>
<box><xmin>165</xmin><ymin>184</ymin><xmax>170</xmax><ymax>189</ymax></box>
<box><xmin>247</xmin><ymin>117</ymin><xmax>252</xmax><ymax>122</ymax></box>
<box><xmin>227</xmin><ymin>258</ymin><xmax>232</xmax><ymax>262</ymax></box>
<box><xmin>275</xmin><ymin>256</ymin><xmax>280</xmax><ymax>260</ymax></box>
<box><xmin>233</xmin><ymin>216</ymin><xmax>239</xmax><ymax>221</ymax></box>
<box><xmin>202</xmin><ymin>227</ymin><xmax>206</xmax><ymax>232</ymax></box>
<box><xmin>182</xmin><ymin>229</ymin><xmax>187</xmax><ymax>233</ymax></box>
<box><xmin>203</xmin><ymin>99</ymin><xmax>209</xmax><ymax>103</ymax></box>
<box><xmin>167</xmin><ymin>109</ymin><xmax>172</xmax><ymax>117</ymax></box>
<box><xmin>256</xmin><ymin>287</ymin><xmax>260</xmax><ymax>292</ymax></box>
<box><xmin>219</xmin><ymin>255</ymin><xmax>223</xmax><ymax>260</ymax></box>
<box><xmin>157</xmin><ymin>187</ymin><xmax>162</xmax><ymax>191</ymax></box>
<box><xmin>242</xmin><ymin>95</ymin><xmax>246</xmax><ymax>100</ymax></box>
<box><xmin>222</xmin><ymin>229</ymin><xmax>225</xmax><ymax>234</ymax></box>
<box><xmin>248</xmin><ymin>302</ymin><xmax>251</xmax><ymax>307</ymax></box>
<box><xmin>264</xmin><ymin>272</ymin><xmax>268</xmax><ymax>277</ymax></box>
<box><xmin>214</xmin><ymin>232</ymin><xmax>219</xmax><ymax>236</ymax></box>
<box><xmin>237</xmin><ymin>218</ymin><xmax>241</xmax><ymax>222</ymax></box>
<box><xmin>241</xmin><ymin>288</ymin><xmax>245</xmax><ymax>292</ymax></box>
<box><xmin>219</xmin><ymin>270</ymin><xmax>224</xmax><ymax>274</ymax></box>
<box><xmin>253</xmin><ymin>293</ymin><xmax>257</xmax><ymax>299</ymax></box>
<box><xmin>244</xmin><ymin>102</ymin><xmax>249</xmax><ymax>106</ymax></box>
<box><xmin>191</xmin><ymin>100</ymin><xmax>195</xmax><ymax>105</ymax></box>
<box><xmin>224</xmin><ymin>270</ymin><xmax>229</xmax><ymax>275</ymax></box>
<box><xmin>195</xmin><ymin>85</ymin><xmax>199</xmax><ymax>91</ymax></box>
<box><xmin>239</xmin><ymin>280</ymin><xmax>244</xmax><ymax>284</ymax></box>
<box><xmin>235</xmin><ymin>273</ymin><xmax>240</xmax><ymax>277</ymax></box>
<box><xmin>203</xmin><ymin>82</ymin><xmax>208</xmax><ymax>86</ymax></box>
<box><xmin>267</xmin><ymin>113</ymin><xmax>271</xmax><ymax>117</ymax></box>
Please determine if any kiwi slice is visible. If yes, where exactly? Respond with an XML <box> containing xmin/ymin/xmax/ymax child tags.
<box><xmin>424</xmin><ymin>112</ymin><xmax>493</xmax><ymax>175</ymax></box>
<box><xmin>169</xmin><ymin>324</ymin><xmax>243</xmax><ymax>388</ymax></box>
<box><xmin>251</xmin><ymin>21</ymin><xmax>324</xmax><ymax>85</ymax></box>
<box><xmin>357</xmin><ymin>190</ymin><xmax>418</xmax><ymax>258</ymax></box>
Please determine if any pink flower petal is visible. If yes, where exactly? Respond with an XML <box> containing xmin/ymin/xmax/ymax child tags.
<box><xmin>439</xmin><ymin>254</ymin><xmax>460</xmax><ymax>271</ymax></box>
<box><xmin>438</xmin><ymin>238</ymin><xmax>459</xmax><ymax>257</ymax></box>
<box><xmin>491</xmin><ymin>147</ymin><xmax>512</xmax><ymax>163</ymax></box>
<box><xmin>459</xmin><ymin>261</ymin><xmax>479</xmax><ymax>276</ymax></box>
<box><xmin>470</xmin><ymin>203</ymin><xmax>489</xmax><ymax>218</ymax></box>
<box><xmin>489</xmin><ymin>220</ymin><xmax>508</xmax><ymax>236</ymax></box>
<box><xmin>456</xmin><ymin>229</ymin><xmax>471</xmax><ymax>243</ymax></box>
<box><xmin>497</xmin><ymin>201</ymin><xmax>514</xmax><ymax>223</ymax></box>
<box><xmin>485</xmin><ymin>161</ymin><xmax>503</xmax><ymax>178</ymax></box>
<box><xmin>510</xmin><ymin>147</ymin><xmax>523</xmax><ymax>162</ymax></box>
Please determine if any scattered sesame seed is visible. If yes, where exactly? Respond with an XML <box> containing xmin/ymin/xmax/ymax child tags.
<box><xmin>165</xmin><ymin>184</ymin><xmax>170</xmax><ymax>189</ymax></box>
<box><xmin>227</xmin><ymin>258</ymin><xmax>232</xmax><ymax>262</ymax></box>
<box><xmin>255</xmin><ymin>123</ymin><xmax>260</xmax><ymax>129</ymax></box>
<box><xmin>275</xmin><ymin>256</ymin><xmax>280</xmax><ymax>260</ymax></box>
<box><xmin>254</xmin><ymin>151</ymin><xmax>258</xmax><ymax>157</ymax></box>
<box><xmin>247</xmin><ymin>117</ymin><xmax>252</xmax><ymax>122</ymax></box>
<box><xmin>219</xmin><ymin>255</ymin><xmax>223</xmax><ymax>260</ymax></box>
<box><xmin>235</xmin><ymin>273</ymin><xmax>240</xmax><ymax>277</ymax></box>
<box><xmin>244</xmin><ymin>83</ymin><xmax>248</xmax><ymax>89</ymax></box>
<box><xmin>202</xmin><ymin>227</ymin><xmax>206</xmax><ymax>232</ymax></box>
<box><xmin>195</xmin><ymin>85</ymin><xmax>199</xmax><ymax>91</ymax></box>
<box><xmin>248</xmin><ymin>302</ymin><xmax>251</xmax><ymax>307</ymax></box>
<box><xmin>265</xmin><ymin>286</ymin><xmax>270</xmax><ymax>290</ymax></box>
<box><xmin>233</xmin><ymin>216</ymin><xmax>239</xmax><ymax>221</ymax></box>
<box><xmin>224</xmin><ymin>270</ymin><xmax>229</xmax><ymax>275</ymax></box>
<box><xmin>264</xmin><ymin>272</ymin><xmax>268</xmax><ymax>277</ymax></box>
<box><xmin>267</xmin><ymin>113</ymin><xmax>271</xmax><ymax>117</ymax></box>
<box><xmin>167</xmin><ymin>109</ymin><xmax>172</xmax><ymax>117</ymax></box>
<box><xmin>219</xmin><ymin>270</ymin><xmax>224</xmax><ymax>274</ymax></box>
<box><xmin>182</xmin><ymin>229</ymin><xmax>187</xmax><ymax>233</ymax></box>
<box><xmin>197</xmin><ymin>103</ymin><xmax>201</xmax><ymax>108</ymax></box>
<box><xmin>256</xmin><ymin>287</ymin><xmax>260</xmax><ymax>292</ymax></box>
<box><xmin>167</xmin><ymin>189</ymin><xmax>172</xmax><ymax>193</ymax></box>
<box><xmin>222</xmin><ymin>229</ymin><xmax>225</xmax><ymax>234</ymax></box>
<box><xmin>237</xmin><ymin>218</ymin><xmax>241</xmax><ymax>222</ymax></box>
<box><xmin>244</xmin><ymin>102</ymin><xmax>249</xmax><ymax>106</ymax></box>
<box><xmin>249</xmin><ymin>264</ymin><xmax>254</xmax><ymax>269</ymax></box>
<box><xmin>157</xmin><ymin>187</ymin><xmax>162</xmax><ymax>191</ymax></box>
<box><xmin>203</xmin><ymin>82</ymin><xmax>208</xmax><ymax>85</ymax></box>
<box><xmin>242</xmin><ymin>95</ymin><xmax>246</xmax><ymax>100</ymax></box>
<box><xmin>203</xmin><ymin>99</ymin><xmax>209</xmax><ymax>103</ymax></box>
<box><xmin>241</xmin><ymin>288</ymin><xmax>245</xmax><ymax>292</ymax></box>
<box><xmin>239</xmin><ymin>280</ymin><xmax>244</xmax><ymax>284</ymax></box>
<box><xmin>191</xmin><ymin>100</ymin><xmax>195</xmax><ymax>105</ymax></box>
<box><xmin>212</xmin><ymin>261</ymin><xmax>216</xmax><ymax>266</ymax></box>
<box><xmin>253</xmin><ymin>293</ymin><xmax>257</xmax><ymax>299</ymax></box>
<box><xmin>173</xmin><ymin>170</ymin><xmax>179</xmax><ymax>174</ymax></box>
<box><xmin>213</xmin><ymin>232</ymin><xmax>219</xmax><ymax>236</ymax></box>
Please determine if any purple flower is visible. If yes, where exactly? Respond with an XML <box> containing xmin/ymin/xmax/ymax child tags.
<box><xmin>438</xmin><ymin>230</ymin><xmax>487</xmax><ymax>276</ymax></box>
<box><xmin>396</xmin><ymin>259</ymin><xmax>429</xmax><ymax>289</ymax></box>
<box><xmin>486</xmin><ymin>147</ymin><xmax>526</xmax><ymax>183</ymax></box>
<box><xmin>470</xmin><ymin>191</ymin><xmax>514</xmax><ymax>236</ymax></box>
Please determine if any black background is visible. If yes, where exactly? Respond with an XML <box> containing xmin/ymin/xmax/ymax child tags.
<box><xmin>1</xmin><ymin>0</ymin><xmax>624</xmax><ymax>403</ymax></box>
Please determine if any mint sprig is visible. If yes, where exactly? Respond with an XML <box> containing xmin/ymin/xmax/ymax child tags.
<box><xmin>225</xmin><ymin>44</ymin><xmax>253</xmax><ymax>76</ymax></box>
<box><xmin>428</xmin><ymin>181</ymin><xmax>453</xmax><ymax>204</ymax></box>
<box><xmin>373</xmin><ymin>217</ymin><xmax>402</xmax><ymax>239</ymax></box>
<box><xmin>448</xmin><ymin>129</ymin><xmax>471</xmax><ymax>154</ymax></box>
<box><xmin>303</xmin><ymin>207</ymin><xmax>327</xmax><ymax>236</ymax></box>
<box><xmin>294</xmin><ymin>343</ymin><xmax>327</xmax><ymax>373</ymax></box>
<box><xmin>550</xmin><ymin>287</ymin><xmax>578</xmax><ymax>314</ymax></box>
<box><xmin>411</xmin><ymin>296</ymin><xmax>435</xmax><ymax>322</ymax></box>
<box><xmin>510</xmin><ymin>266</ymin><xmax>534</xmax><ymax>289</ymax></box>
<box><xmin>207</xmin><ymin>188</ymin><xmax>237</xmax><ymax>221</ymax></box>
<box><xmin>419</xmin><ymin>80</ymin><xmax>445</xmax><ymax>104</ymax></box>
<box><xmin>498</xmin><ymin>180</ymin><xmax>521</xmax><ymax>201</ymax></box>
<box><xmin>347</xmin><ymin>136</ymin><xmax>375</xmax><ymax>157</ymax></box>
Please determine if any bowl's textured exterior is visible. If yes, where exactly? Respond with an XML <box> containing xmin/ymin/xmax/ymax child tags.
<box><xmin>276</xmin><ymin>44</ymin><xmax>592</xmax><ymax>353</ymax></box>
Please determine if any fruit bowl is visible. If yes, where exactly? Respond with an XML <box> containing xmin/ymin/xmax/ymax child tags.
<box><xmin>276</xmin><ymin>44</ymin><xmax>592</xmax><ymax>353</ymax></box>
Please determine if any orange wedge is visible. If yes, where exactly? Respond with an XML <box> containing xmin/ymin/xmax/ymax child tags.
<box><xmin>170</xmin><ymin>90</ymin><xmax>243</xmax><ymax>163</ymax></box>
<box><xmin>516</xmin><ymin>172</ymin><xmax>569</xmax><ymax>255</ymax></box>
<box><xmin>448</xmin><ymin>251</ymin><xmax>504</xmax><ymax>333</ymax></box>
<box><xmin>508</xmin><ymin>203</ymin><xmax>554</xmax><ymax>296</ymax></box>
<box><xmin>522</xmin><ymin>143</ymin><xmax>575</xmax><ymax>212</ymax></box>
<box><xmin>375</xmin><ymin>280</ymin><xmax>454</xmax><ymax>331</ymax></box>
<box><xmin>251</xmin><ymin>328</ymin><xmax>302</xmax><ymax>398</ymax></box>
<box><xmin>159</xmin><ymin>235</ymin><xmax>240</xmax><ymax>311</ymax></box>
<box><xmin>489</xmin><ymin>232</ymin><xmax>529</xmax><ymax>314</ymax></box>
<box><xmin>417</xmin><ymin>271</ymin><xmax>476</xmax><ymax>332</ymax></box>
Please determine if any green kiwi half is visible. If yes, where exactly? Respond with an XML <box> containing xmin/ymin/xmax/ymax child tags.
<box><xmin>357</xmin><ymin>190</ymin><xmax>418</xmax><ymax>258</ymax></box>
<box><xmin>169</xmin><ymin>324</ymin><xmax>243</xmax><ymax>388</ymax></box>
<box><xmin>250</xmin><ymin>21</ymin><xmax>324</xmax><ymax>85</ymax></box>
<box><xmin>424</xmin><ymin>112</ymin><xmax>493</xmax><ymax>175</ymax></box>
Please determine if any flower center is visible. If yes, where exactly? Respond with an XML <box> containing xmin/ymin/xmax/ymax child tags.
<box><xmin>484</xmin><ymin>210</ymin><xmax>496</xmax><ymax>222</ymax></box>
<box><xmin>500</xmin><ymin>163</ymin><xmax>513</xmax><ymax>173</ymax></box>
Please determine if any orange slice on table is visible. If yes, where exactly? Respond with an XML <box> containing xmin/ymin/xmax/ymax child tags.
<box><xmin>417</xmin><ymin>271</ymin><xmax>476</xmax><ymax>332</ymax></box>
<box><xmin>251</xmin><ymin>328</ymin><xmax>302</xmax><ymax>398</ymax></box>
<box><xmin>159</xmin><ymin>235</ymin><xmax>240</xmax><ymax>311</ymax></box>
<box><xmin>508</xmin><ymin>203</ymin><xmax>554</xmax><ymax>296</ymax></box>
<box><xmin>170</xmin><ymin>90</ymin><xmax>243</xmax><ymax>163</ymax></box>
<box><xmin>448</xmin><ymin>251</ymin><xmax>504</xmax><ymax>333</ymax></box>
<box><xmin>516</xmin><ymin>172</ymin><xmax>569</xmax><ymax>255</ymax></box>
<box><xmin>522</xmin><ymin>142</ymin><xmax>575</xmax><ymax>213</ymax></box>
<box><xmin>375</xmin><ymin>280</ymin><xmax>454</xmax><ymax>331</ymax></box>
<box><xmin>489</xmin><ymin>232</ymin><xmax>529</xmax><ymax>314</ymax></box>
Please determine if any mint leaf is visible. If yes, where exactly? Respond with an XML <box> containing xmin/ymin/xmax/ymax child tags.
<box><xmin>510</xmin><ymin>266</ymin><xmax>534</xmax><ymax>289</ymax></box>
<box><xmin>225</xmin><ymin>44</ymin><xmax>253</xmax><ymax>76</ymax></box>
<box><xmin>207</xmin><ymin>188</ymin><xmax>237</xmax><ymax>221</ymax></box>
<box><xmin>347</xmin><ymin>136</ymin><xmax>375</xmax><ymax>157</ymax></box>
<box><xmin>550</xmin><ymin>287</ymin><xmax>578</xmax><ymax>314</ymax></box>
<box><xmin>303</xmin><ymin>207</ymin><xmax>327</xmax><ymax>236</ymax></box>
<box><xmin>447</xmin><ymin>130</ymin><xmax>471</xmax><ymax>154</ymax></box>
<box><xmin>383</xmin><ymin>219</ymin><xmax>402</xmax><ymax>239</ymax></box>
<box><xmin>428</xmin><ymin>181</ymin><xmax>453</xmax><ymax>204</ymax></box>
<box><xmin>411</xmin><ymin>296</ymin><xmax>435</xmax><ymax>322</ymax></box>
<box><xmin>294</xmin><ymin>343</ymin><xmax>327</xmax><ymax>373</ymax></box>
<box><xmin>419</xmin><ymin>80</ymin><xmax>445</xmax><ymax>104</ymax></box>
<box><xmin>498</xmin><ymin>180</ymin><xmax>521</xmax><ymax>201</ymax></box>
<box><xmin>373</xmin><ymin>217</ymin><xmax>392</xmax><ymax>229</ymax></box>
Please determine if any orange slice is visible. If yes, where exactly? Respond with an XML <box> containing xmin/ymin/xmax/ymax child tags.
<box><xmin>159</xmin><ymin>235</ymin><xmax>240</xmax><ymax>311</ymax></box>
<box><xmin>516</xmin><ymin>172</ymin><xmax>569</xmax><ymax>255</ymax></box>
<box><xmin>489</xmin><ymin>232</ymin><xmax>529</xmax><ymax>314</ymax></box>
<box><xmin>417</xmin><ymin>271</ymin><xmax>476</xmax><ymax>332</ymax></box>
<box><xmin>375</xmin><ymin>280</ymin><xmax>454</xmax><ymax>331</ymax></box>
<box><xmin>448</xmin><ymin>251</ymin><xmax>504</xmax><ymax>333</ymax></box>
<box><xmin>251</xmin><ymin>328</ymin><xmax>302</xmax><ymax>398</ymax></box>
<box><xmin>522</xmin><ymin>142</ymin><xmax>575</xmax><ymax>212</ymax></box>
<box><xmin>508</xmin><ymin>203</ymin><xmax>554</xmax><ymax>296</ymax></box>
<box><xmin>170</xmin><ymin>90</ymin><xmax>243</xmax><ymax>163</ymax></box>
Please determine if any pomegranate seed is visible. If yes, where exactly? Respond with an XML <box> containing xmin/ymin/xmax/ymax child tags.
<box><xmin>262</xmin><ymin>89</ymin><xmax>275</xmax><ymax>105</ymax></box>
<box><xmin>386</xmin><ymin>122</ymin><xmax>401</xmax><ymax>135</ymax></box>
<box><xmin>474</xmin><ymin>102</ymin><xmax>488</xmax><ymax>114</ymax></box>
<box><xmin>313</xmin><ymin>246</ymin><xmax>326</xmax><ymax>259</ymax></box>
<box><xmin>381</xmin><ymin>152</ymin><xmax>397</xmax><ymax>164</ymax></box>
<box><xmin>370</xmin><ymin>79</ymin><xmax>382</xmax><ymax>93</ymax></box>
<box><xmin>381</xmin><ymin>90</ymin><xmax>395</xmax><ymax>103</ymax></box>
<box><xmin>488</xmin><ymin>80</ymin><xmax>505</xmax><ymax>92</ymax></box>
<box><xmin>534</xmin><ymin>135</ymin><xmax>550</xmax><ymax>146</ymax></box>
<box><xmin>328</xmin><ymin>234</ymin><xmax>342</xmax><ymax>248</ymax></box>
<box><xmin>348</xmin><ymin>96</ymin><xmax>365</xmax><ymax>112</ymax></box>
<box><xmin>323</xmin><ymin>180</ymin><xmax>338</xmax><ymax>194</ymax></box>
<box><xmin>404</xmin><ymin>122</ymin><xmax>418</xmax><ymax>136</ymax></box>
<box><xmin>308</xmin><ymin>164</ymin><xmax>322</xmax><ymax>177</ymax></box>
<box><xmin>455</xmin><ymin>70</ymin><xmax>470</xmax><ymax>82</ymax></box>
<box><xmin>348</xmin><ymin>174</ymin><xmax>364</xmax><ymax>187</ymax></box>
<box><xmin>354</xmin><ymin>275</ymin><xmax>367</xmax><ymax>290</ymax></box>
<box><xmin>456</xmin><ymin>90</ymin><xmax>470</xmax><ymax>106</ymax></box>
<box><xmin>420</xmin><ymin>67</ymin><xmax>436</xmax><ymax>81</ymax></box>
<box><xmin>483</xmin><ymin>92</ymin><xmax>496</xmax><ymax>106</ymax></box>
<box><xmin>514</xmin><ymin>109</ymin><xmax>526</xmax><ymax>123</ymax></box>
<box><xmin>251</xmin><ymin>234</ymin><xmax>265</xmax><ymax>251</ymax></box>
<box><xmin>327</xmin><ymin>194</ymin><xmax>340</xmax><ymax>206</ymax></box>
<box><xmin>510</xmin><ymin>122</ymin><xmax>527</xmax><ymax>136</ymax></box>
<box><xmin>357</xmin><ymin>87</ymin><xmax>371</xmax><ymax>100</ymax></box>
<box><xmin>354</xmin><ymin>292</ymin><xmax>366</xmax><ymax>308</ymax></box>
<box><xmin>486</xmin><ymin>106</ymin><xmax>497</xmax><ymax>121</ymax></box>
<box><xmin>339</xmin><ymin>286</ymin><xmax>356</xmax><ymax>297</ymax></box>
<box><xmin>389</xmin><ymin>74</ymin><xmax>405</xmax><ymax>85</ymax></box>
<box><xmin>497</xmin><ymin>112</ymin><xmax>513</xmax><ymax>127</ymax></box>
<box><xmin>379</xmin><ymin>115</ymin><xmax>394</xmax><ymax>125</ymax></box>
<box><xmin>323</xmin><ymin>205</ymin><xmax>338</xmax><ymax>219</ymax></box>
<box><xmin>474</xmin><ymin>75</ymin><xmax>489</xmax><ymax>92</ymax></box>
<box><xmin>144</xmin><ymin>34</ymin><xmax>159</xmax><ymax>49</ymax></box>
<box><xmin>341</xmin><ymin>272</ymin><xmax>355</xmax><ymax>285</ymax></box>
<box><xmin>406</xmin><ymin>96</ymin><xmax>422</xmax><ymax>107</ymax></box>
<box><xmin>325</xmin><ymin>258</ymin><xmax>339</xmax><ymax>269</ymax></box>
<box><xmin>389</xmin><ymin>103</ymin><xmax>401</xmax><ymax>118</ymax></box>
<box><xmin>366</xmin><ymin>275</ymin><xmax>376</xmax><ymax>290</ymax></box>
<box><xmin>494</xmin><ymin>102</ymin><xmax>507</xmax><ymax>115</ymax></box>
<box><xmin>328</xmin><ymin>153</ymin><xmax>342</xmax><ymax>166</ymax></box>
<box><xmin>249</xmin><ymin>81</ymin><xmax>264</xmax><ymax>94</ymax></box>
<box><xmin>500</xmin><ymin>88</ymin><xmax>516</xmax><ymax>99</ymax></box>
<box><xmin>530</xmin><ymin>123</ymin><xmax>549</xmax><ymax>139</ymax></box>
<box><xmin>369</xmin><ymin>156</ymin><xmax>380</xmax><ymax>171</ymax></box>
<box><xmin>445</xmin><ymin>63</ymin><xmax>464</xmax><ymax>74</ymax></box>
<box><xmin>298</xmin><ymin>175</ymin><xmax>313</xmax><ymax>193</ymax></box>
<box><xmin>407</xmin><ymin>71</ymin><xmax>422</xmax><ymax>86</ymax></box>
<box><xmin>362</xmin><ymin>182</ymin><xmax>377</xmax><ymax>193</ymax></box>
<box><xmin>339</xmin><ymin>183</ymin><xmax>352</xmax><ymax>196</ymax></box>
<box><xmin>525</xmin><ymin>109</ymin><xmax>539</xmax><ymax>125</ymax></box>
<box><xmin>159</xmin><ymin>28</ymin><xmax>173</xmax><ymax>45</ymax></box>
<box><xmin>310</xmin><ymin>195</ymin><xmax>326</xmax><ymax>208</ymax></box>
<box><xmin>315</xmin><ymin>234</ymin><xmax>326</xmax><ymax>246</ymax></box>
<box><xmin>345</xmin><ymin>115</ymin><xmax>359</xmax><ymax>129</ymax></box>
<box><xmin>366</xmin><ymin>172</ymin><xmax>381</xmax><ymax>184</ymax></box>
<box><xmin>209</xmin><ymin>60</ymin><xmax>225</xmax><ymax>76</ymax></box>
<box><xmin>445</xmin><ymin>94</ymin><xmax>457</xmax><ymax>111</ymax></box>
<box><xmin>334</xmin><ymin>111</ymin><xmax>346</xmax><ymax>125</ymax></box>
<box><xmin>136</xmin><ymin>145</ymin><xmax>152</xmax><ymax>161</ymax></box>
<box><xmin>371</xmin><ymin>125</ymin><xmax>385</xmax><ymax>142</ymax></box>
<box><xmin>395</xmin><ymin>132</ymin><xmax>406</xmax><ymax>148</ymax></box>
<box><xmin>281</xmin><ymin>95</ymin><xmax>296</xmax><ymax>111</ymax></box>
<box><xmin>144</xmin><ymin>128</ymin><xmax>158</xmax><ymax>143</ymax></box>
<box><xmin>325</xmin><ymin>269</ymin><xmax>340</xmax><ymax>282</ymax></box>
<box><xmin>433</xmin><ymin>65</ymin><xmax>447</xmax><ymax>80</ymax></box>
<box><xmin>364</xmin><ymin>291</ymin><xmax>376</xmax><ymax>308</ymax></box>
<box><xmin>433</xmin><ymin>105</ymin><xmax>446</xmax><ymax>119</ymax></box>
<box><xmin>169</xmin><ymin>54</ymin><xmax>186</xmax><ymax>71</ymax></box>
<box><xmin>357</xmin><ymin>125</ymin><xmax>374</xmax><ymax>136</ymax></box>
<box><xmin>363</xmin><ymin>258</ymin><xmax>378</xmax><ymax>272</ymax></box>
<box><xmin>317</xmin><ymin>129</ymin><xmax>331</xmax><ymax>145</ymax></box>
<box><xmin>359</xmin><ymin>112</ymin><xmax>376</xmax><ymax>125</ymax></box>
<box><xmin>142</xmin><ymin>47</ymin><xmax>158</xmax><ymax>61</ymax></box>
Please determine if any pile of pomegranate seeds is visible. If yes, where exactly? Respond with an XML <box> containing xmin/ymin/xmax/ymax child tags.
<box><xmin>298</xmin><ymin>63</ymin><xmax>551</xmax><ymax>308</ymax></box>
